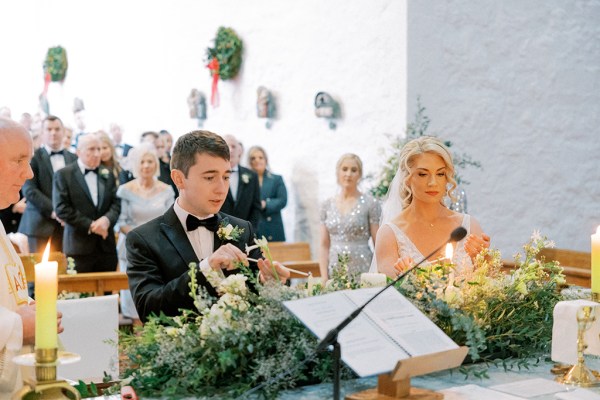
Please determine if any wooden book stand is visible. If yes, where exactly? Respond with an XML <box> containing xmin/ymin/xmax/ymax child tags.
<box><xmin>346</xmin><ymin>346</ymin><xmax>469</xmax><ymax>400</ymax></box>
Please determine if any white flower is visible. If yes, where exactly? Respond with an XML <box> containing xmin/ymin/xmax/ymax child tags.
<box><xmin>531</xmin><ymin>229</ymin><xmax>542</xmax><ymax>242</ymax></box>
<box><xmin>218</xmin><ymin>274</ymin><xmax>248</xmax><ymax>296</ymax></box>
<box><xmin>241</xmin><ymin>173</ymin><xmax>250</xmax><ymax>184</ymax></box>
<box><xmin>99</xmin><ymin>168</ymin><xmax>110</xmax><ymax>179</ymax></box>
<box><xmin>219</xmin><ymin>224</ymin><xmax>234</xmax><ymax>240</ymax></box>
<box><xmin>245</xmin><ymin>243</ymin><xmax>260</xmax><ymax>254</ymax></box>
<box><xmin>254</xmin><ymin>236</ymin><xmax>269</xmax><ymax>248</ymax></box>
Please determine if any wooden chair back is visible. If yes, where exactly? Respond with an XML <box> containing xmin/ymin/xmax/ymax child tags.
<box><xmin>20</xmin><ymin>252</ymin><xmax>68</xmax><ymax>282</ymax></box>
<box><xmin>268</xmin><ymin>242</ymin><xmax>320</xmax><ymax>278</ymax></box>
<box><xmin>538</xmin><ymin>248</ymin><xmax>591</xmax><ymax>288</ymax></box>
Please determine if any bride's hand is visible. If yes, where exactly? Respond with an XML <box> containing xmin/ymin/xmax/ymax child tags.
<box><xmin>464</xmin><ymin>233</ymin><xmax>491</xmax><ymax>259</ymax></box>
<box><xmin>393</xmin><ymin>256</ymin><xmax>413</xmax><ymax>276</ymax></box>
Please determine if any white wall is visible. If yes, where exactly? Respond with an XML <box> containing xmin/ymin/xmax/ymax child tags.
<box><xmin>407</xmin><ymin>0</ymin><xmax>600</xmax><ymax>256</ymax></box>
<box><xmin>0</xmin><ymin>0</ymin><xmax>407</xmax><ymax>254</ymax></box>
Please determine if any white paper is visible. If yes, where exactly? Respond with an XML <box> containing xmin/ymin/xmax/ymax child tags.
<box><xmin>57</xmin><ymin>295</ymin><xmax>119</xmax><ymax>381</ymax></box>
<box><xmin>440</xmin><ymin>384</ymin><xmax>525</xmax><ymax>400</ymax></box>
<box><xmin>552</xmin><ymin>300</ymin><xmax>600</xmax><ymax>364</ymax></box>
<box><xmin>556</xmin><ymin>388</ymin><xmax>600</xmax><ymax>400</ymax></box>
<box><xmin>283</xmin><ymin>287</ymin><xmax>458</xmax><ymax>377</ymax></box>
<box><xmin>490</xmin><ymin>378</ymin><xmax>567</xmax><ymax>397</ymax></box>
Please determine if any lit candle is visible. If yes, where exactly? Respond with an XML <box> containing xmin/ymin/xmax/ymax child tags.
<box><xmin>360</xmin><ymin>272</ymin><xmax>387</xmax><ymax>288</ymax></box>
<box><xmin>445</xmin><ymin>243</ymin><xmax>454</xmax><ymax>263</ymax></box>
<box><xmin>592</xmin><ymin>226</ymin><xmax>600</xmax><ymax>298</ymax></box>
<box><xmin>34</xmin><ymin>243</ymin><xmax>58</xmax><ymax>349</ymax></box>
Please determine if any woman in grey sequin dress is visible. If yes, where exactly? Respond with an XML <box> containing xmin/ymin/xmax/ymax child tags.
<box><xmin>319</xmin><ymin>154</ymin><xmax>381</xmax><ymax>280</ymax></box>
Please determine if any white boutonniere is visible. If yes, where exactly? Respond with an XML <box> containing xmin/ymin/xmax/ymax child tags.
<box><xmin>99</xmin><ymin>168</ymin><xmax>110</xmax><ymax>179</ymax></box>
<box><xmin>241</xmin><ymin>173</ymin><xmax>250</xmax><ymax>184</ymax></box>
<box><xmin>217</xmin><ymin>218</ymin><xmax>244</xmax><ymax>242</ymax></box>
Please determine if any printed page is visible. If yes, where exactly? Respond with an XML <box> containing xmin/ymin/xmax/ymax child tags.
<box><xmin>345</xmin><ymin>287</ymin><xmax>458</xmax><ymax>356</ymax></box>
<box><xmin>284</xmin><ymin>290</ymin><xmax>410</xmax><ymax>377</ymax></box>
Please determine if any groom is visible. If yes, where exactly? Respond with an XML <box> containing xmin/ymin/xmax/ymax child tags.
<box><xmin>126</xmin><ymin>130</ymin><xmax>289</xmax><ymax>322</ymax></box>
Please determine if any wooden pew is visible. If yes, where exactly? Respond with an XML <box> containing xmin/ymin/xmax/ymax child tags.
<box><xmin>19</xmin><ymin>252</ymin><xmax>129</xmax><ymax>295</ymax></box>
<box><xmin>502</xmin><ymin>248</ymin><xmax>591</xmax><ymax>288</ymax></box>
<box><xmin>269</xmin><ymin>242</ymin><xmax>320</xmax><ymax>278</ymax></box>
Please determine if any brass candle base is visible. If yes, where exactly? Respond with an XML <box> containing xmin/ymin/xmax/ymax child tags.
<box><xmin>11</xmin><ymin>348</ymin><xmax>81</xmax><ymax>400</ymax></box>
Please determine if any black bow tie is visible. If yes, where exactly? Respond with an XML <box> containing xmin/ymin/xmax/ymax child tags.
<box><xmin>84</xmin><ymin>168</ymin><xmax>98</xmax><ymax>175</ymax></box>
<box><xmin>186</xmin><ymin>214</ymin><xmax>219</xmax><ymax>232</ymax></box>
<box><xmin>50</xmin><ymin>150</ymin><xmax>64</xmax><ymax>156</ymax></box>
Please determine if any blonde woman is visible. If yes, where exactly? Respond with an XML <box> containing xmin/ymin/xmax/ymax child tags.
<box><xmin>372</xmin><ymin>136</ymin><xmax>490</xmax><ymax>278</ymax></box>
<box><xmin>95</xmin><ymin>130</ymin><xmax>121</xmax><ymax>183</ymax></box>
<box><xmin>319</xmin><ymin>154</ymin><xmax>380</xmax><ymax>281</ymax></box>
<box><xmin>116</xmin><ymin>143</ymin><xmax>175</xmax><ymax>322</ymax></box>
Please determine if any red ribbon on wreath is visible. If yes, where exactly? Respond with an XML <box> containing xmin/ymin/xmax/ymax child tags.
<box><xmin>207</xmin><ymin>58</ymin><xmax>220</xmax><ymax>108</ymax></box>
<box><xmin>43</xmin><ymin>71</ymin><xmax>51</xmax><ymax>96</ymax></box>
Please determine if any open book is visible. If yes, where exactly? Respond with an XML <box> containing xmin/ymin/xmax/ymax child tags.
<box><xmin>283</xmin><ymin>287</ymin><xmax>458</xmax><ymax>377</ymax></box>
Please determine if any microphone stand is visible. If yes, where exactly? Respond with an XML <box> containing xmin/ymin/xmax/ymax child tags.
<box><xmin>317</xmin><ymin>227</ymin><xmax>467</xmax><ymax>400</ymax></box>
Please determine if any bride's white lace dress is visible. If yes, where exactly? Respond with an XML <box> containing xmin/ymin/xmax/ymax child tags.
<box><xmin>371</xmin><ymin>214</ymin><xmax>473</xmax><ymax>272</ymax></box>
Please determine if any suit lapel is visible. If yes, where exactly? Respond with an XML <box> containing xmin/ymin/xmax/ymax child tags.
<box><xmin>213</xmin><ymin>213</ymin><xmax>224</xmax><ymax>250</ymax></box>
<box><xmin>74</xmin><ymin>166</ymin><xmax>95</xmax><ymax>205</ymax></box>
<box><xmin>97</xmin><ymin>172</ymin><xmax>106</xmax><ymax>210</ymax></box>
<box><xmin>161</xmin><ymin>207</ymin><xmax>199</xmax><ymax>267</ymax></box>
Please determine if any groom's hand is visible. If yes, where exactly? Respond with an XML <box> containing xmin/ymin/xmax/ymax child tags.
<box><xmin>258</xmin><ymin>259</ymin><xmax>290</xmax><ymax>284</ymax></box>
<box><xmin>208</xmin><ymin>244</ymin><xmax>249</xmax><ymax>271</ymax></box>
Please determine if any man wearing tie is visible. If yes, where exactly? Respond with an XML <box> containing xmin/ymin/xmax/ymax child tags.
<box><xmin>18</xmin><ymin>115</ymin><xmax>77</xmax><ymax>253</ymax></box>
<box><xmin>219</xmin><ymin>134</ymin><xmax>261</xmax><ymax>229</ymax></box>
<box><xmin>53</xmin><ymin>133</ymin><xmax>121</xmax><ymax>273</ymax></box>
<box><xmin>126</xmin><ymin>130</ymin><xmax>288</xmax><ymax>322</ymax></box>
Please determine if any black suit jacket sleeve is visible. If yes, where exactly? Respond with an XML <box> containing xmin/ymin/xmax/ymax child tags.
<box><xmin>248</xmin><ymin>173</ymin><xmax>262</xmax><ymax>229</ymax></box>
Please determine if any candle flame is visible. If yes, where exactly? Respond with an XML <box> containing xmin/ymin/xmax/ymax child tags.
<box><xmin>445</xmin><ymin>243</ymin><xmax>453</xmax><ymax>260</ymax></box>
<box><xmin>42</xmin><ymin>241</ymin><xmax>51</xmax><ymax>263</ymax></box>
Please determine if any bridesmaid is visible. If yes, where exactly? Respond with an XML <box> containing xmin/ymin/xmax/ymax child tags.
<box><xmin>319</xmin><ymin>154</ymin><xmax>380</xmax><ymax>281</ymax></box>
<box><xmin>116</xmin><ymin>143</ymin><xmax>175</xmax><ymax>324</ymax></box>
<box><xmin>247</xmin><ymin>146</ymin><xmax>288</xmax><ymax>242</ymax></box>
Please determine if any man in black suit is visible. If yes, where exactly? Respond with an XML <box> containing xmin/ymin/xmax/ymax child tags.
<box><xmin>126</xmin><ymin>130</ymin><xmax>288</xmax><ymax>322</ymax></box>
<box><xmin>220</xmin><ymin>134</ymin><xmax>261</xmax><ymax>229</ymax></box>
<box><xmin>109</xmin><ymin>123</ymin><xmax>133</xmax><ymax>159</ymax></box>
<box><xmin>19</xmin><ymin>115</ymin><xmax>78</xmax><ymax>253</ymax></box>
<box><xmin>53</xmin><ymin>133</ymin><xmax>120</xmax><ymax>273</ymax></box>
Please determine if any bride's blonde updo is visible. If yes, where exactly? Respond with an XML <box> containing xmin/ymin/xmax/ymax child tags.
<box><xmin>397</xmin><ymin>136</ymin><xmax>457</xmax><ymax>209</ymax></box>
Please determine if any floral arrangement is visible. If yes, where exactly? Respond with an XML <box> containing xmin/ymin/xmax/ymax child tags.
<box><xmin>217</xmin><ymin>218</ymin><xmax>244</xmax><ymax>242</ymax></box>
<box><xmin>118</xmin><ymin>232</ymin><xmax>565</xmax><ymax>397</ymax></box>
<box><xmin>43</xmin><ymin>46</ymin><xmax>68</xmax><ymax>82</ymax></box>
<box><xmin>369</xmin><ymin>99</ymin><xmax>482</xmax><ymax>198</ymax></box>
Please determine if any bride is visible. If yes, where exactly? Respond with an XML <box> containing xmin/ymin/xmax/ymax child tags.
<box><xmin>373</xmin><ymin>136</ymin><xmax>490</xmax><ymax>278</ymax></box>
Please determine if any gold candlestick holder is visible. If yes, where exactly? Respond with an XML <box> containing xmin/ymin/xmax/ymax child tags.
<box><xmin>592</xmin><ymin>292</ymin><xmax>599</xmax><ymax>303</ymax></box>
<box><xmin>556</xmin><ymin>305</ymin><xmax>600</xmax><ymax>387</ymax></box>
<box><xmin>12</xmin><ymin>348</ymin><xmax>81</xmax><ymax>399</ymax></box>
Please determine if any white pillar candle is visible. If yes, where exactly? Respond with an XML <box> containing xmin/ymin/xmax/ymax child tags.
<box><xmin>35</xmin><ymin>243</ymin><xmax>58</xmax><ymax>349</ymax></box>
<box><xmin>592</xmin><ymin>226</ymin><xmax>600</xmax><ymax>297</ymax></box>
<box><xmin>360</xmin><ymin>272</ymin><xmax>387</xmax><ymax>288</ymax></box>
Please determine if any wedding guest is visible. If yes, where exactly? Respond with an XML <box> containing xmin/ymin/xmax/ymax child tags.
<box><xmin>109</xmin><ymin>122</ymin><xmax>132</xmax><ymax>159</ymax></box>
<box><xmin>95</xmin><ymin>130</ymin><xmax>122</xmax><ymax>184</ymax></box>
<box><xmin>247</xmin><ymin>146</ymin><xmax>287</xmax><ymax>241</ymax></box>
<box><xmin>19</xmin><ymin>115</ymin><xmax>78</xmax><ymax>253</ymax></box>
<box><xmin>19</xmin><ymin>112</ymin><xmax>33</xmax><ymax>132</ymax></box>
<box><xmin>372</xmin><ymin>136</ymin><xmax>490</xmax><ymax>278</ymax></box>
<box><xmin>0</xmin><ymin>117</ymin><xmax>63</xmax><ymax>397</ymax></box>
<box><xmin>116</xmin><ymin>143</ymin><xmax>175</xmax><ymax>324</ymax></box>
<box><xmin>319</xmin><ymin>154</ymin><xmax>380</xmax><ymax>281</ymax></box>
<box><xmin>159</xmin><ymin>129</ymin><xmax>174</xmax><ymax>161</ymax></box>
<box><xmin>53</xmin><ymin>133</ymin><xmax>121</xmax><ymax>273</ymax></box>
<box><xmin>220</xmin><ymin>134</ymin><xmax>261</xmax><ymax>229</ymax></box>
<box><xmin>126</xmin><ymin>130</ymin><xmax>289</xmax><ymax>322</ymax></box>
<box><xmin>63</xmin><ymin>126</ymin><xmax>75</xmax><ymax>153</ymax></box>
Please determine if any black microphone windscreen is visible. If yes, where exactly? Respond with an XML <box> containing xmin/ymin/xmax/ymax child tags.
<box><xmin>450</xmin><ymin>226</ymin><xmax>468</xmax><ymax>242</ymax></box>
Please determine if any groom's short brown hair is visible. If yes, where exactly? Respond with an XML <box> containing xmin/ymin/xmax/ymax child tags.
<box><xmin>171</xmin><ymin>130</ymin><xmax>230</xmax><ymax>177</ymax></box>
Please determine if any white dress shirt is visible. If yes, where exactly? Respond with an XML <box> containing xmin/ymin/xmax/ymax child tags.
<box><xmin>229</xmin><ymin>167</ymin><xmax>239</xmax><ymax>201</ymax></box>
<box><xmin>77</xmin><ymin>160</ymin><xmax>98</xmax><ymax>206</ymax></box>
<box><xmin>44</xmin><ymin>145</ymin><xmax>66</xmax><ymax>172</ymax></box>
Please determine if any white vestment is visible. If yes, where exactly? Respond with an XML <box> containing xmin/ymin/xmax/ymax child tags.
<box><xmin>0</xmin><ymin>221</ymin><xmax>28</xmax><ymax>396</ymax></box>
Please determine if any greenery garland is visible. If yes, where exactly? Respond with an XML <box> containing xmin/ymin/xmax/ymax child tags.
<box><xmin>44</xmin><ymin>46</ymin><xmax>68</xmax><ymax>82</ymax></box>
<box><xmin>206</xmin><ymin>27</ymin><xmax>243</xmax><ymax>80</ymax></box>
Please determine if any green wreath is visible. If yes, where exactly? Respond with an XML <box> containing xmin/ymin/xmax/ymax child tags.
<box><xmin>44</xmin><ymin>46</ymin><xmax>68</xmax><ymax>82</ymax></box>
<box><xmin>206</xmin><ymin>27</ymin><xmax>243</xmax><ymax>80</ymax></box>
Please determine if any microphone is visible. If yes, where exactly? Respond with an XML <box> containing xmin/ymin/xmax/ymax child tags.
<box><xmin>316</xmin><ymin>226</ymin><xmax>467</xmax><ymax>352</ymax></box>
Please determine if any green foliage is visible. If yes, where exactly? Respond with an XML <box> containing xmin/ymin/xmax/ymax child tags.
<box><xmin>43</xmin><ymin>46</ymin><xmax>68</xmax><ymax>82</ymax></box>
<box><xmin>74</xmin><ymin>380</ymin><xmax>98</xmax><ymax>398</ymax></box>
<box><xmin>206</xmin><ymin>27</ymin><xmax>243</xmax><ymax>80</ymax></box>
<box><xmin>369</xmin><ymin>99</ymin><xmax>482</xmax><ymax>198</ymax></box>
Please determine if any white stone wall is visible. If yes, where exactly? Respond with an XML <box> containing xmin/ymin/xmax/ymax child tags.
<box><xmin>407</xmin><ymin>0</ymin><xmax>600</xmax><ymax>256</ymax></box>
<box><xmin>0</xmin><ymin>0</ymin><xmax>407</xmax><ymax>255</ymax></box>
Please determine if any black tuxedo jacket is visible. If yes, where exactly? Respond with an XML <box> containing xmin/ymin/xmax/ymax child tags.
<box><xmin>126</xmin><ymin>208</ymin><xmax>261</xmax><ymax>322</ymax></box>
<box><xmin>220</xmin><ymin>165</ymin><xmax>261</xmax><ymax>229</ymax></box>
<box><xmin>19</xmin><ymin>148</ymin><xmax>77</xmax><ymax>237</ymax></box>
<box><xmin>52</xmin><ymin>163</ymin><xmax>121</xmax><ymax>255</ymax></box>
